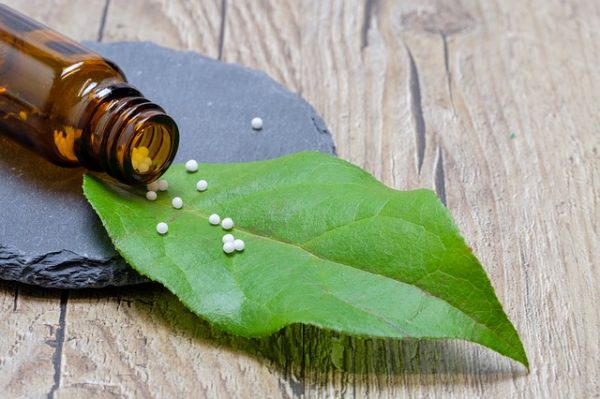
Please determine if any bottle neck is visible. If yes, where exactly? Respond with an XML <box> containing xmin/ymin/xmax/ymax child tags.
<box><xmin>76</xmin><ymin>83</ymin><xmax>179</xmax><ymax>185</ymax></box>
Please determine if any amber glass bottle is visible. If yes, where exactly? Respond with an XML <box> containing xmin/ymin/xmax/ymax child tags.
<box><xmin>0</xmin><ymin>5</ymin><xmax>179</xmax><ymax>185</ymax></box>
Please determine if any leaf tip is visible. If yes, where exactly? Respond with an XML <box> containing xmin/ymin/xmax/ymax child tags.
<box><xmin>514</xmin><ymin>346</ymin><xmax>530</xmax><ymax>370</ymax></box>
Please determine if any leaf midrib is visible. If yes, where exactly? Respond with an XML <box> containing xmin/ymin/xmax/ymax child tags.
<box><xmin>146</xmin><ymin>196</ymin><xmax>516</xmax><ymax>352</ymax></box>
<box><xmin>188</xmin><ymin>181</ymin><xmax>446</xmax><ymax>245</ymax></box>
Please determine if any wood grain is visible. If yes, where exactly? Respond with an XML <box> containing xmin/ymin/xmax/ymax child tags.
<box><xmin>1</xmin><ymin>0</ymin><xmax>599</xmax><ymax>397</ymax></box>
<box><xmin>0</xmin><ymin>282</ymin><xmax>63</xmax><ymax>398</ymax></box>
<box><xmin>2</xmin><ymin>0</ymin><xmax>107</xmax><ymax>41</ymax></box>
<box><xmin>101</xmin><ymin>0</ymin><xmax>223</xmax><ymax>59</ymax></box>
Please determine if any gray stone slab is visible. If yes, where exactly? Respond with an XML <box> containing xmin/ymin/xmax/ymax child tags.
<box><xmin>0</xmin><ymin>41</ymin><xmax>335</xmax><ymax>289</ymax></box>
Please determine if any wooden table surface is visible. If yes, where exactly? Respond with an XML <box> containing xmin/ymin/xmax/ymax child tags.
<box><xmin>2</xmin><ymin>1</ymin><xmax>599</xmax><ymax>398</ymax></box>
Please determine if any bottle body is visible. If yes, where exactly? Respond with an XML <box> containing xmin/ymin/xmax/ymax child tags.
<box><xmin>0</xmin><ymin>5</ymin><xmax>178</xmax><ymax>184</ymax></box>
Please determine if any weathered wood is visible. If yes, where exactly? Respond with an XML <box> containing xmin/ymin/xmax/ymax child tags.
<box><xmin>2</xmin><ymin>0</ymin><xmax>599</xmax><ymax>397</ymax></box>
<box><xmin>0</xmin><ymin>282</ymin><xmax>64</xmax><ymax>398</ymax></box>
<box><xmin>56</xmin><ymin>286</ymin><xmax>290</xmax><ymax>398</ymax></box>
<box><xmin>3</xmin><ymin>0</ymin><xmax>107</xmax><ymax>41</ymax></box>
<box><xmin>222</xmin><ymin>1</ymin><xmax>600</xmax><ymax>397</ymax></box>
<box><xmin>102</xmin><ymin>0</ymin><xmax>223</xmax><ymax>59</ymax></box>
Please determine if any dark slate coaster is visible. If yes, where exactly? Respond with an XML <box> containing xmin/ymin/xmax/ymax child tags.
<box><xmin>0</xmin><ymin>41</ymin><xmax>335</xmax><ymax>289</ymax></box>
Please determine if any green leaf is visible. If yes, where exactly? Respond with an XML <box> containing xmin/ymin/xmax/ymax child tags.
<box><xmin>83</xmin><ymin>151</ymin><xmax>528</xmax><ymax>367</ymax></box>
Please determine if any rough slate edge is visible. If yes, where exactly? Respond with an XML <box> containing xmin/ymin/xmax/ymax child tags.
<box><xmin>0</xmin><ymin>41</ymin><xmax>336</xmax><ymax>289</ymax></box>
<box><xmin>0</xmin><ymin>248</ymin><xmax>144</xmax><ymax>287</ymax></box>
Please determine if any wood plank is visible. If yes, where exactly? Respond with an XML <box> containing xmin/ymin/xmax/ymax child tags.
<box><xmin>56</xmin><ymin>286</ymin><xmax>289</xmax><ymax>398</ymax></box>
<box><xmin>0</xmin><ymin>282</ymin><xmax>65</xmax><ymax>398</ymax></box>
<box><xmin>2</xmin><ymin>0</ymin><xmax>107</xmax><ymax>41</ymax></box>
<box><xmin>101</xmin><ymin>0</ymin><xmax>223</xmax><ymax>59</ymax></box>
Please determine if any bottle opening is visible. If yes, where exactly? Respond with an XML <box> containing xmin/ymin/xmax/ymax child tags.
<box><xmin>125</xmin><ymin>114</ymin><xmax>178</xmax><ymax>184</ymax></box>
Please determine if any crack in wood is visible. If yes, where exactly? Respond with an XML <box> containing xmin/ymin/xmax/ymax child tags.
<box><xmin>12</xmin><ymin>284</ymin><xmax>18</xmax><ymax>312</ymax></box>
<box><xmin>361</xmin><ymin>0</ymin><xmax>379</xmax><ymax>50</ymax></box>
<box><xmin>434</xmin><ymin>145</ymin><xmax>447</xmax><ymax>206</ymax></box>
<box><xmin>97</xmin><ymin>0</ymin><xmax>111</xmax><ymax>42</ymax></box>
<box><xmin>406</xmin><ymin>46</ymin><xmax>426</xmax><ymax>175</ymax></box>
<box><xmin>47</xmin><ymin>290</ymin><xmax>68</xmax><ymax>399</ymax></box>
<box><xmin>217</xmin><ymin>0</ymin><xmax>227</xmax><ymax>60</ymax></box>
<box><xmin>440</xmin><ymin>32</ymin><xmax>454</xmax><ymax>103</ymax></box>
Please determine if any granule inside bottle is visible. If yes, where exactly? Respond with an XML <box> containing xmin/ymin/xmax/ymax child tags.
<box><xmin>131</xmin><ymin>145</ymin><xmax>153</xmax><ymax>173</ymax></box>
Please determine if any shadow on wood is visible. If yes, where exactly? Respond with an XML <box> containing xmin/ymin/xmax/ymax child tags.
<box><xmin>9</xmin><ymin>281</ymin><xmax>525</xmax><ymax>390</ymax></box>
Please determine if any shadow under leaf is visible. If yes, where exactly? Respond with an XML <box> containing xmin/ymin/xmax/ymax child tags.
<box><xmin>63</xmin><ymin>283</ymin><xmax>526</xmax><ymax>385</ymax></box>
